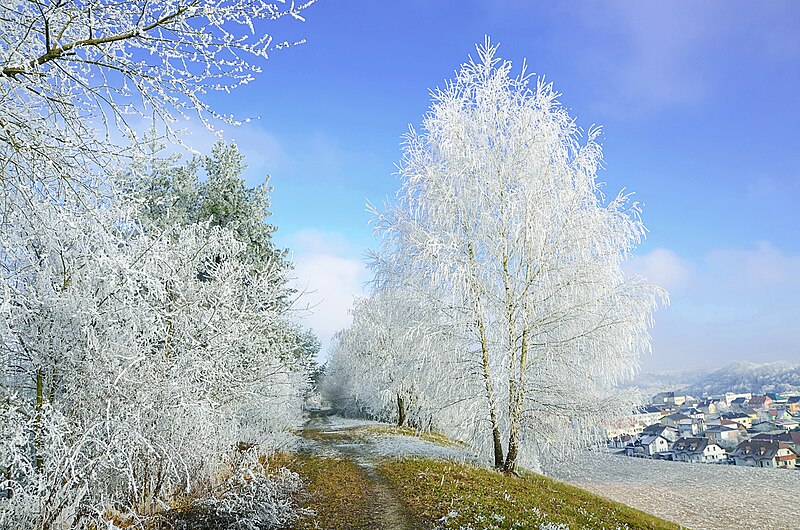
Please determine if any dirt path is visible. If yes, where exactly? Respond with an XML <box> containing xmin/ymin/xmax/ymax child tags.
<box><xmin>297</xmin><ymin>414</ymin><xmax>422</xmax><ymax>530</ymax></box>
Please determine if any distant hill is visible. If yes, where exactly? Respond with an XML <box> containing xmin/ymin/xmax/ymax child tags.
<box><xmin>681</xmin><ymin>361</ymin><xmax>800</xmax><ymax>396</ymax></box>
<box><xmin>623</xmin><ymin>369</ymin><xmax>709</xmax><ymax>397</ymax></box>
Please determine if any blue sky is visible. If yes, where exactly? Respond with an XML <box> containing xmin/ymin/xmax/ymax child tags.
<box><xmin>185</xmin><ymin>1</ymin><xmax>800</xmax><ymax>372</ymax></box>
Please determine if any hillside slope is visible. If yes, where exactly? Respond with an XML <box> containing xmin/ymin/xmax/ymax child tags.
<box><xmin>282</xmin><ymin>416</ymin><xmax>680</xmax><ymax>530</ymax></box>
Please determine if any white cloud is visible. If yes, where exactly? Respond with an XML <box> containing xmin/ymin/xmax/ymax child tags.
<box><xmin>625</xmin><ymin>247</ymin><xmax>691</xmax><ymax>291</ymax></box>
<box><xmin>228</xmin><ymin>124</ymin><xmax>287</xmax><ymax>176</ymax></box>
<box><xmin>706</xmin><ymin>242</ymin><xmax>800</xmax><ymax>287</ymax></box>
<box><xmin>285</xmin><ymin>229</ymin><xmax>370</xmax><ymax>361</ymax></box>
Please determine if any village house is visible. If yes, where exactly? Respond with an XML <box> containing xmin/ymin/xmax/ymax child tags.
<box><xmin>751</xmin><ymin>420</ymin><xmax>784</xmax><ymax>433</ymax></box>
<box><xmin>652</xmin><ymin>391</ymin><xmax>694</xmax><ymax>407</ymax></box>
<box><xmin>752</xmin><ymin>431</ymin><xmax>800</xmax><ymax>454</ymax></box>
<box><xmin>749</xmin><ymin>395</ymin><xmax>773</xmax><ymax>410</ymax></box>
<box><xmin>775</xmin><ymin>410</ymin><xmax>794</xmax><ymax>420</ymax></box>
<box><xmin>754</xmin><ymin>431</ymin><xmax>800</xmax><ymax>452</ymax></box>
<box><xmin>605</xmin><ymin>406</ymin><xmax>663</xmax><ymax>438</ymax></box>
<box><xmin>660</xmin><ymin>412</ymin><xmax>691</xmax><ymax>428</ymax></box>
<box><xmin>625</xmin><ymin>433</ymin><xmax>670</xmax><ymax>458</ymax></box>
<box><xmin>641</xmin><ymin>423</ymin><xmax>680</xmax><ymax>443</ymax></box>
<box><xmin>679</xmin><ymin>406</ymin><xmax>705</xmax><ymax>420</ymax></box>
<box><xmin>652</xmin><ymin>403</ymin><xmax>679</xmax><ymax>416</ymax></box>
<box><xmin>652</xmin><ymin>391</ymin><xmax>674</xmax><ymax>405</ymax></box>
<box><xmin>607</xmin><ymin>433</ymin><xmax>633</xmax><ymax>449</ymax></box>
<box><xmin>774</xmin><ymin>419</ymin><xmax>800</xmax><ymax>431</ymax></box>
<box><xmin>731</xmin><ymin>440</ymin><xmax>797</xmax><ymax>469</ymax></box>
<box><xmin>725</xmin><ymin>392</ymin><xmax>752</xmax><ymax>406</ymax></box>
<box><xmin>736</xmin><ymin>405</ymin><xmax>759</xmax><ymax>423</ymax></box>
<box><xmin>705</xmin><ymin>424</ymin><xmax>740</xmax><ymax>446</ymax></box>
<box><xmin>721</xmin><ymin>411</ymin><xmax>753</xmax><ymax>429</ymax></box>
<box><xmin>697</xmin><ymin>398</ymin><xmax>720</xmax><ymax>415</ymax></box>
<box><xmin>671</xmin><ymin>437</ymin><xmax>727</xmax><ymax>463</ymax></box>
<box><xmin>677</xmin><ymin>418</ymin><xmax>703</xmax><ymax>437</ymax></box>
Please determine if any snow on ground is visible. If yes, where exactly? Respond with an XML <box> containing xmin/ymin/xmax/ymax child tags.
<box><xmin>552</xmin><ymin>451</ymin><xmax>800</xmax><ymax>530</ymax></box>
<box><xmin>313</xmin><ymin>414</ymin><xmax>384</xmax><ymax>430</ymax></box>
<box><xmin>366</xmin><ymin>433</ymin><xmax>479</xmax><ymax>463</ymax></box>
<box><xmin>301</xmin><ymin>415</ymin><xmax>479</xmax><ymax>464</ymax></box>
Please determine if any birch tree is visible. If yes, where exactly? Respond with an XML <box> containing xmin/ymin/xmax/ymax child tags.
<box><xmin>325</xmin><ymin>292</ymin><xmax>422</xmax><ymax>426</ymax></box>
<box><xmin>371</xmin><ymin>40</ymin><xmax>666</xmax><ymax>472</ymax></box>
<box><xmin>324</xmin><ymin>288</ymin><xmax>485</xmax><ymax>439</ymax></box>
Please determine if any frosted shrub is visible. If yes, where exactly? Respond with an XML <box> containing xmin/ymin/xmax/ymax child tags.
<box><xmin>160</xmin><ymin>465</ymin><xmax>305</xmax><ymax>530</ymax></box>
<box><xmin>0</xmin><ymin>199</ymin><xmax>308</xmax><ymax>527</ymax></box>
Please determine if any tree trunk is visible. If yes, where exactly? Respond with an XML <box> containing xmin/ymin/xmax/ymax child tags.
<box><xmin>480</xmin><ymin>331</ymin><xmax>504</xmax><ymax>468</ymax></box>
<box><xmin>397</xmin><ymin>393</ymin><xmax>407</xmax><ymax>427</ymax></box>
<box><xmin>504</xmin><ymin>329</ymin><xmax>527</xmax><ymax>474</ymax></box>
<box><xmin>504</xmin><ymin>428</ymin><xmax>520</xmax><ymax>474</ymax></box>
<box><xmin>504</xmin><ymin>373</ymin><xmax>522</xmax><ymax>473</ymax></box>
<box><xmin>35</xmin><ymin>369</ymin><xmax>44</xmax><ymax>470</ymax></box>
<box><xmin>490</xmin><ymin>411</ymin><xmax>504</xmax><ymax>468</ymax></box>
<box><xmin>467</xmin><ymin>239</ymin><xmax>505</xmax><ymax>468</ymax></box>
<box><xmin>501</xmin><ymin>250</ymin><xmax>520</xmax><ymax>474</ymax></box>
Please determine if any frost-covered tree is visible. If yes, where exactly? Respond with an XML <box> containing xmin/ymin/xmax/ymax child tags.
<box><xmin>0</xmin><ymin>0</ymin><xmax>314</xmax><ymax>198</ymax></box>
<box><xmin>123</xmin><ymin>142</ymin><xmax>286</xmax><ymax>269</ymax></box>
<box><xmin>325</xmin><ymin>292</ymin><xmax>424</xmax><ymax>426</ymax></box>
<box><xmin>324</xmin><ymin>288</ymin><xmax>484</xmax><ymax>437</ymax></box>
<box><xmin>0</xmin><ymin>196</ymin><xmax>308</xmax><ymax>527</ymax></box>
<box><xmin>371</xmin><ymin>40</ymin><xmax>666</xmax><ymax>472</ymax></box>
<box><xmin>0</xmin><ymin>143</ymin><xmax>312</xmax><ymax>526</ymax></box>
<box><xmin>122</xmin><ymin>140</ymin><xmax>317</xmax><ymax>372</ymax></box>
<box><xmin>0</xmin><ymin>2</ymin><xmax>318</xmax><ymax>526</ymax></box>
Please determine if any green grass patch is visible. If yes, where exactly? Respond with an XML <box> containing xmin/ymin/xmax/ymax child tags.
<box><xmin>378</xmin><ymin>458</ymin><xmax>682</xmax><ymax>530</ymax></box>
<box><xmin>298</xmin><ymin>428</ymin><xmax>354</xmax><ymax>443</ymax></box>
<box><xmin>269</xmin><ymin>453</ymin><xmax>374</xmax><ymax>530</ymax></box>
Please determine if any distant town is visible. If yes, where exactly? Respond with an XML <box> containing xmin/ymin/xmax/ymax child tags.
<box><xmin>607</xmin><ymin>390</ymin><xmax>800</xmax><ymax>469</ymax></box>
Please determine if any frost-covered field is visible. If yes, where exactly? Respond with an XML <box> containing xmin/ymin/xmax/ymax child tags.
<box><xmin>553</xmin><ymin>451</ymin><xmax>800</xmax><ymax>530</ymax></box>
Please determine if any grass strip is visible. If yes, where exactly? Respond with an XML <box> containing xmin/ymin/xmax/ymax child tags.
<box><xmin>378</xmin><ymin>458</ymin><xmax>683</xmax><ymax>530</ymax></box>
<box><xmin>269</xmin><ymin>453</ymin><xmax>374</xmax><ymax>530</ymax></box>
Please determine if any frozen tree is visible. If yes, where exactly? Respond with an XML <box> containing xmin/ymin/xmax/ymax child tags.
<box><xmin>0</xmin><ymin>2</ymin><xmax>318</xmax><ymax>526</ymax></box>
<box><xmin>325</xmin><ymin>291</ymin><xmax>425</xmax><ymax>426</ymax></box>
<box><xmin>324</xmin><ymin>288</ymin><xmax>485</xmax><ymax>438</ymax></box>
<box><xmin>123</xmin><ymin>142</ymin><xmax>286</xmax><ymax>268</ymax></box>
<box><xmin>371</xmin><ymin>39</ymin><xmax>666</xmax><ymax>472</ymax></box>
<box><xmin>0</xmin><ymin>0</ymin><xmax>314</xmax><ymax>199</ymax></box>
<box><xmin>121</xmin><ymin>140</ymin><xmax>316</xmax><ymax>376</ymax></box>
<box><xmin>0</xmin><ymin>142</ymin><xmax>312</xmax><ymax>526</ymax></box>
<box><xmin>0</xmin><ymin>195</ymin><xmax>308</xmax><ymax>527</ymax></box>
